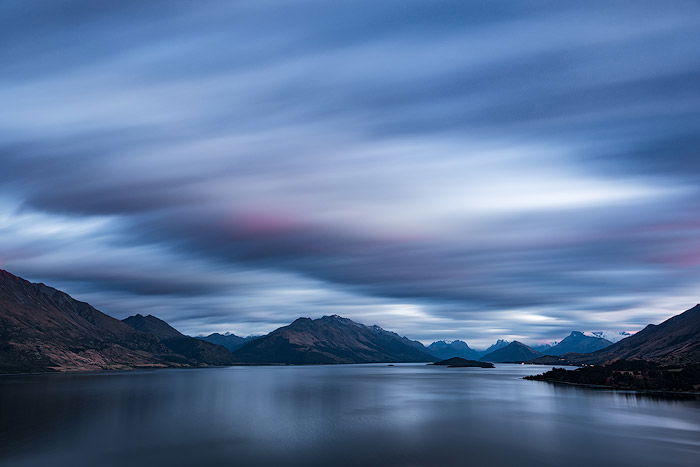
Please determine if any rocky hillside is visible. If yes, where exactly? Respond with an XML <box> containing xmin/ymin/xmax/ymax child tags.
<box><xmin>0</xmin><ymin>270</ymin><xmax>177</xmax><ymax>373</ymax></box>
<box><xmin>122</xmin><ymin>314</ymin><xmax>234</xmax><ymax>366</ymax></box>
<box><xmin>572</xmin><ymin>305</ymin><xmax>700</xmax><ymax>365</ymax></box>
<box><xmin>0</xmin><ymin>269</ymin><xmax>234</xmax><ymax>373</ymax></box>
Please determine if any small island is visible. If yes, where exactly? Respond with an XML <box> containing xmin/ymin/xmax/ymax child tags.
<box><xmin>431</xmin><ymin>357</ymin><xmax>495</xmax><ymax>368</ymax></box>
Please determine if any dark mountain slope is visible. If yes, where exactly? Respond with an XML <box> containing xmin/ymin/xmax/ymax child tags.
<box><xmin>232</xmin><ymin>315</ymin><xmax>435</xmax><ymax>364</ymax></box>
<box><xmin>0</xmin><ymin>269</ymin><xmax>179</xmax><ymax>373</ymax></box>
<box><xmin>480</xmin><ymin>341</ymin><xmax>542</xmax><ymax>363</ymax></box>
<box><xmin>122</xmin><ymin>314</ymin><xmax>183</xmax><ymax>339</ymax></box>
<box><xmin>122</xmin><ymin>314</ymin><xmax>234</xmax><ymax>366</ymax></box>
<box><xmin>572</xmin><ymin>305</ymin><xmax>700</xmax><ymax>365</ymax></box>
<box><xmin>547</xmin><ymin>331</ymin><xmax>612</xmax><ymax>355</ymax></box>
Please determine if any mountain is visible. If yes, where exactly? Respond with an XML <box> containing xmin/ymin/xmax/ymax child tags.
<box><xmin>197</xmin><ymin>332</ymin><xmax>260</xmax><ymax>352</ymax></box>
<box><xmin>479</xmin><ymin>339</ymin><xmax>510</xmax><ymax>356</ymax></box>
<box><xmin>571</xmin><ymin>305</ymin><xmax>700</xmax><ymax>365</ymax></box>
<box><xmin>532</xmin><ymin>343</ymin><xmax>553</xmax><ymax>353</ymax></box>
<box><xmin>546</xmin><ymin>331</ymin><xmax>611</xmax><ymax>355</ymax></box>
<box><xmin>480</xmin><ymin>341</ymin><xmax>542</xmax><ymax>363</ymax></box>
<box><xmin>589</xmin><ymin>331</ymin><xmax>627</xmax><ymax>343</ymax></box>
<box><xmin>231</xmin><ymin>315</ymin><xmax>436</xmax><ymax>364</ymax></box>
<box><xmin>122</xmin><ymin>314</ymin><xmax>183</xmax><ymax>339</ymax></box>
<box><xmin>427</xmin><ymin>340</ymin><xmax>480</xmax><ymax>360</ymax></box>
<box><xmin>0</xmin><ymin>269</ymin><xmax>184</xmax><ymax>373</ymax></box>
<box><xmin>122</xmin><ymin>314</ymin><xmax>234</xmax><ymax>366</ymax></box>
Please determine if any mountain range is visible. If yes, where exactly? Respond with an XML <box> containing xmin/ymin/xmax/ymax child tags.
<box><xmin>475</xmin><ymin>332</ymin><xmax>612</xmax><ymax>363</ymax></box>
<box><xmin>197</xmin><ymin>332</ymin><xmax>260</xmax><ymax>352</ymax></box>
<box><xmin>0</xmin><ymin>270</ymin><xmax>435</xmax><ymax>371</ymax></box>
<box><xmin>0</xmin><ymin>269</ymin><xmax>216</xmax><ymax>373</ymax></box>
<box><xmin>426</xmin><ymin>332</ymin><xmax>613</xmax><ymax>362</ymax></box>
<box><xmin>2</xmin><ymin>268</ymin><xmax>699</xmax><ymax>372</ymax></box>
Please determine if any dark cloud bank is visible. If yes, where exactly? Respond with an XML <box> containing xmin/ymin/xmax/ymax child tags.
<box><xmin>1</xmin><ymin>1</ymin><xmax>700</xmax><ymax>346</ymax></box>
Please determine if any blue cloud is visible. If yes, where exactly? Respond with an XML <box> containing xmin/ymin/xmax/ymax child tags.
<box><xmin>1</xmin><ymin>0</ymin><xmax>699</xmax><ymax>345</ymax></box>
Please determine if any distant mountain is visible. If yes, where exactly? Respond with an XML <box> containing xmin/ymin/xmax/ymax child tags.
<box><xmin>480</xmin><ymin>341</ymin><xmax>542</xmax><ymax>363</ymax></box>
<box><xmin>532</xmin><ymin>343</ymin><xmax>553</xmax><ymax>353</ymax></box>
<box><xmin>586</xmin><ymin>331</ymin><xmax>631</xmax><ymax>343</ymax></box>
<box><xmin>197</xmin><ymin>332</ymin><xmax>260</xmax><ymax>352</ymax></box>
<box><xmin>427</xmin><ymin>340</ymin><xmax>480</xmax><ymax>360</ymax></box>
<box><xmin>479</xmin><ymin>339</ymin><xmax>510</xmax><ymax>356</ymax></box>
<box><xmin>0</xmin><ymin>269</ymin><xmax>186</xmax><ymax>373</ymax></box>
<box><xmin>232</xmin><ymin>315</ymin><xmax>435</xmax><ymax>364</ymax></box>
<box><xmin>122</xmin><ymin>314</ymin><xmax>234</xmax><ymax>366</ymax></box>
<box><xmin>572</xmin><ymin>305</ymin><xmax>700</xmax><ymax>365</ymax></box>
<box><xmin>546</xmin><ymin>331</ymin><xmax>611</xmax><ymax>355</ymax></box>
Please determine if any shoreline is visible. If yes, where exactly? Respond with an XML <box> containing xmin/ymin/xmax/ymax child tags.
<box><xmin>526</xmin><ymin>377</ymin><xmax>700</xmax><ymax>397</ymax></box>
<box><xmin>0</xmin><ymin>360</ymin><xmax>440</xmax><ymax>377</ymax></box>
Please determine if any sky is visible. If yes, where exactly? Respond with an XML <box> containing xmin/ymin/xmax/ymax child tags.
<box><xmin>1</xmin><ymin>1</ymin><xmax>700</xmax><ymax>347</ymax></box>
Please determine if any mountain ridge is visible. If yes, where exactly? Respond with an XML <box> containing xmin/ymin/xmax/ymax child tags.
<box><xmin>546</xmin><ymin>331</ymin><xmax>612</xmax><ymax>355</ymax></box>
<box><xmin>567</xmin><ymin>305</ymin><xmax>700</xmax><ymax>365</ymax></box>
<box><xmin>0</xmin><ymin>269</ymin><xmax>180</xmax><ymax>373</ymax></box>
<box><xmin>232</xmin><ymin>314</ymin><xmax>436</xmax><ymax>364</ymax></box>
<box><xmin>480</xmin><ymin>341</ymin><xmax>542</xmax><ymax>363</ymax></box>
<box><xmin>3</xmin><ymin>269</ymin><xmax>698</xmax><ymax>372</ymax></box>
<box><xmin>427</xmin><ymin>340</ymin><xmax>480</xmax><ymax>360</ymax></box>
<box><xmin>197</xmin><ymin>332</ymin><xmax>260</xmax><ymax>351</ymax></box>
<box><xmin>121</xmin><ymin>314</ymin><xmax>235</xmax><ymax>366</ymax></box>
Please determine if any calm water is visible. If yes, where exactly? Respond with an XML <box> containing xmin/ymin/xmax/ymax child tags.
<box><xmin>1</xmin><ymin>364</ymin><xmax>699</xmax><ymax>467</ymax></box>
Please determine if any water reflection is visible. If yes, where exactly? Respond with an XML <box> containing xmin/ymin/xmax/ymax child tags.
<box><xmin>1</xmin><ymin>364</ymin><xmax>698</xmax><ymax>467</ymax></box>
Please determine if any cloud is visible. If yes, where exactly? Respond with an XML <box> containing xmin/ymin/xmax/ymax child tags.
<box><xmin>1</xmin><ymin>0</ymin><xmax>700</xmax><ymax>345</ymax></box>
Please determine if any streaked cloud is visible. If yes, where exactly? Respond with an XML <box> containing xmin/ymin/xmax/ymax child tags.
<box><xmin>1</xmin><ymin>0</ymin><xmax>700</xmax><ymax>346</ymax></box>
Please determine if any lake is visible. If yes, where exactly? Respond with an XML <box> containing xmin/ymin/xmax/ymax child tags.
<box><xmin>1</xmin><ymin>364</ymin><xmax>699</xmax><ymax>466</ymax></box>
